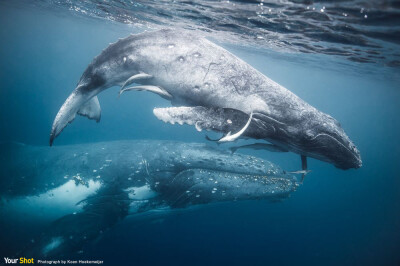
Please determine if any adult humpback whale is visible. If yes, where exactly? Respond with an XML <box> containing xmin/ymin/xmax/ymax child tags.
<box><xmin>0</xmin><ymin>140</ymin><xmax>298</xmax><ymax>258</ymax></box>
<box><xmin>49</xmin><ymin>29</ymin><xmax>361</xmax><ymax>170</ymax></box>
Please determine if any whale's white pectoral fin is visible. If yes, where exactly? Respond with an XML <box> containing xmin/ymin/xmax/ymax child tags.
<box><xmin>77</xmin><ymin>96</ymin><xmax>101</xmax><ymax>122</ymax></box>
<box><xmin>121</xmin><ymin>73</ymin><xmax>153</xmax><ymax>90</ymax></box>
<box><xmin>218</xmin><ymin>111</ymin><xmax>253</xmax><ymax>142</ymax></box>
<box><xmin>119</xmin><ymin>85</ymin><xmax>172</xmax><ymax>100</ymax></box>
<box><xmin>153</xmin><ymin>106</ymin><xmax>252</xmax><ymax>143</ymax></box>
<box><xmin>153</xmin><ymin>106</ymin><xmax>210</xmax><ymax>126</ymax></box>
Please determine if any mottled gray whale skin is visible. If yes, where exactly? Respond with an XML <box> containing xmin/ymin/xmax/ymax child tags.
<box><xmin>50</xmin><ymin>29</ymin><xmax>361</xmax><ymax>169</ymax></box>
<box><xmin>0</xmin><ymin>140</ymin><xmax>298</xmax><ymax>258</ymax></box>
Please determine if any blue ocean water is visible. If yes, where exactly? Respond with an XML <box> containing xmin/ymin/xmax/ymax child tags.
<box><xmin>0</xmin><ymin>1</ymin><xmax>399</xmax><ymax>265</ymax></box>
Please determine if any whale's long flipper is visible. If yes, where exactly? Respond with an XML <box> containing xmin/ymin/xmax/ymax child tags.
<box><xmin>153</xmin><ymin>106</ymin><xmax>256</xmax><ymax>139</ymax></box>
<box><xmin>121</xmin><ymin>73</ymin><xmax>153</xmax><ymax>90</ymax></box>
<box><xmin>119</xmin><ymin>85</ymin><xmax>172</xmax><ymax>100</ymax></box>
<box><xmin>153</xmin><ymin>106</ymin><xmax>256</xmax><ymax>143</ymax></box>
<box><xmin>153</xmin><ymin>106</ymin><xmax>249</xmax><ymax>130</ymax></box>
<box><xmin>230</xmin><ymin>143</ymin><xmax>288</xmax><ymax>154</ymax></box>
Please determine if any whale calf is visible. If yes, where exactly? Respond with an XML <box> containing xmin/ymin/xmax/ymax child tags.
<box><xmin>50</xmin><ymin>29</ymin><xmax>361</xmax><ymax>170</ymax></box>
<box><xmin>0</xmin><ymin>140</ymin><xmax>298</xmax><ymax>258</ymax></box>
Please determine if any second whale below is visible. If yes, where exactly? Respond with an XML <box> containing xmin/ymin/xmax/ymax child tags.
<box><xmin>0</xmin><ymin>140</ymin><xmax>298</xmax><ymax>257</ymax></box>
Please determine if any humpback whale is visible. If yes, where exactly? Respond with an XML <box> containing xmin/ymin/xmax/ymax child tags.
<box><xmin>49</xmin><ymin>29</ymin><xmax>361</xmax><ymax>170</ymax></box>
<box><xmin>0</xmin><ymin>140</ymin><xmax>298</xmax><ymax>258</ymax></box>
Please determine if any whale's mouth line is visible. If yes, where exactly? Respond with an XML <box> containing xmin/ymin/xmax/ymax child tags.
<box><xmin>310</xmin><ymin>133</ymin><xmax>359</xmax><ymax>159</ymax></box>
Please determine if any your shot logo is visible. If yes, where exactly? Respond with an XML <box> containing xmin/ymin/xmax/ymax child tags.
<box><xmin>3</xmin><ymin>258</ymin><xmax>17</xmax><ymax>264</ymax></box>
<box><xmin>4</xmin><ymin>257</ymin><xmax>34</xmax><ymax>264</ymax></box>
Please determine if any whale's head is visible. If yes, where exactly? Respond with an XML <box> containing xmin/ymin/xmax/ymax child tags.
<box><xmin>154</xmin><ymin>168</ymin><xmax>298</xmax><ymax>208</ymax></box>
<box><xmin>295</xmin><ymin>113</ymin><xmax>362</xmax><ymax>170</ymax></box>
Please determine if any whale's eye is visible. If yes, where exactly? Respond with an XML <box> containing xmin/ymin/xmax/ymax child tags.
<box><xmin>178</xmin><ymin>56</ymin><xmax>185</xmax><ymax>62</ymax></box>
